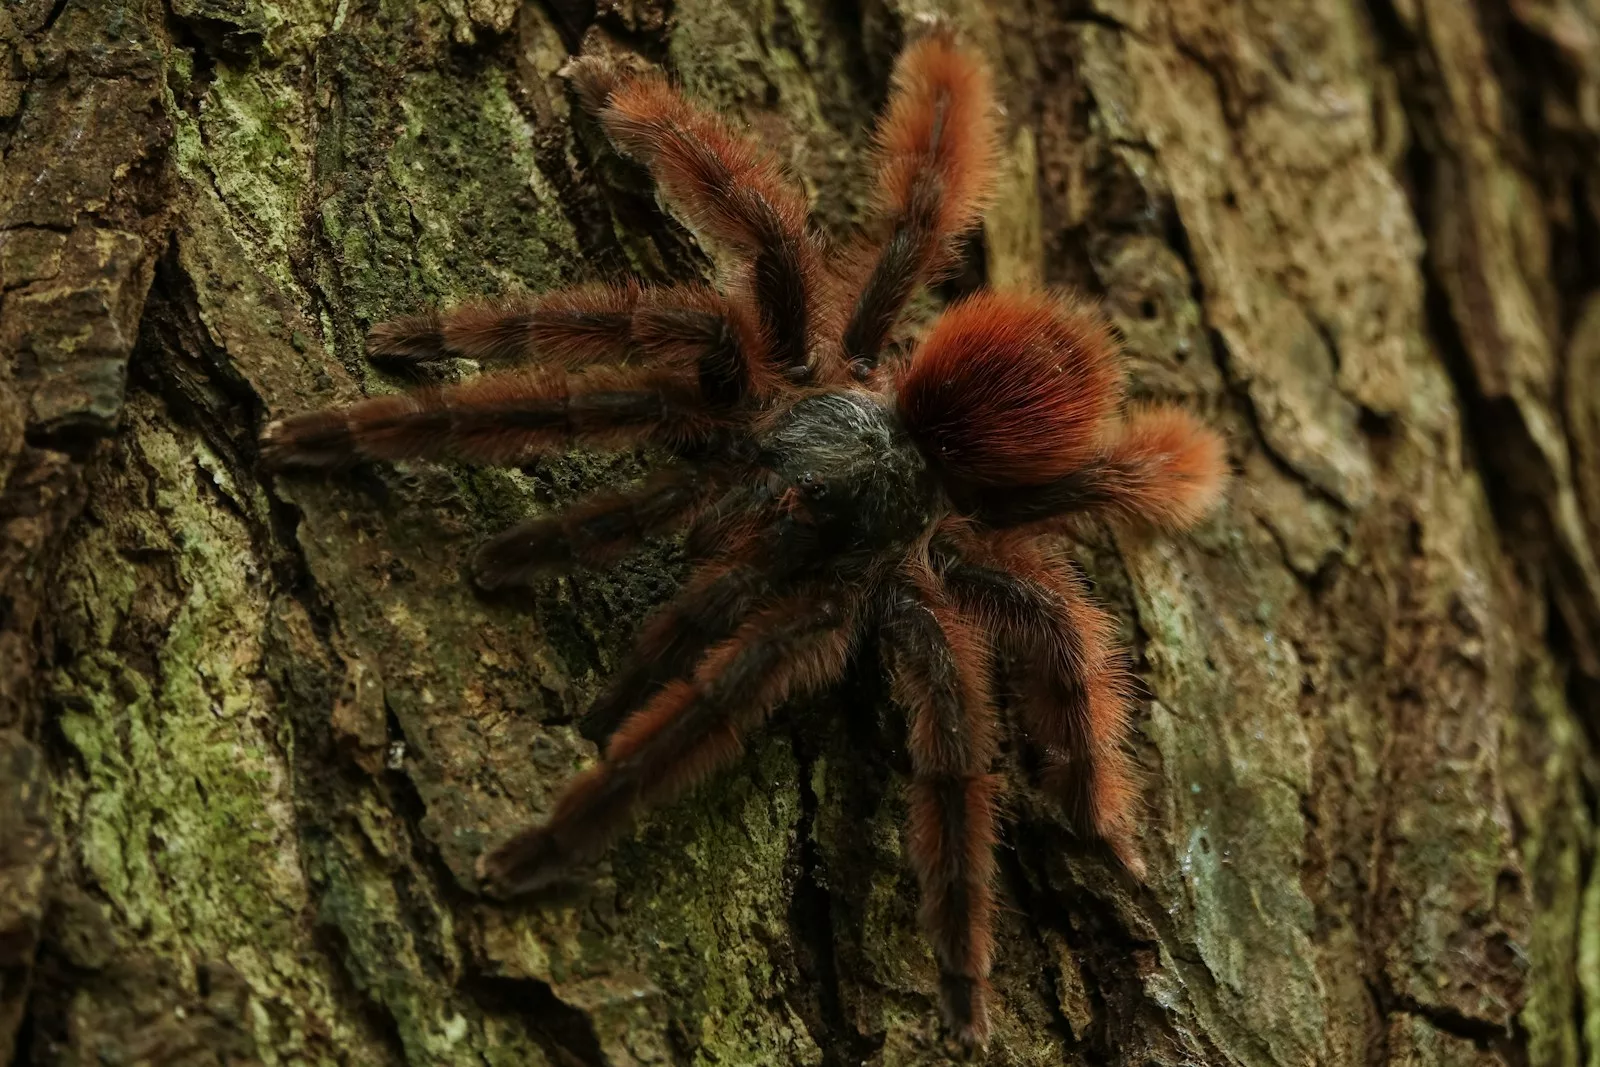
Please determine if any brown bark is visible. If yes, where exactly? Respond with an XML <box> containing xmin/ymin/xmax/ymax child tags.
<box><xmin>1</xmin><ymin>0</ymin><xmax>1597</xmax><ymax>1063</ymax></box>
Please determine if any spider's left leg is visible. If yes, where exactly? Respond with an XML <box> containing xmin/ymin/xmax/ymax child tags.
<box><xmin>365</xmin><ymin>283</ymin><xmax>790</xmax><ymax>405</ymax></box>
<box><xmin>477</xmin><ymin>588</ymin><xmax>860</xmax><ymax>896</ymax></box>
<box><xmin>567</xmin><ymin>59</ymin><xmax>831</xmax><ymax>384</ymax></box>
<box><xmin>472</xmin><ymin>465</ymin><xmax>736</xmax><ymax>590</ymax></box>
<box><xmin>883</xmin><ymin>573</ymin><xmax>1002</xmax><ymax>1047</ymax></box>
<box><xmin>259</xmin><ymin>366</ymin><xmax>728</xmax><ymax>472</ymax></box>
<box><xmin>932</xmin><ymin>531</ymin><xmax>1144</xmax><ymax>876</ymax></box>
<box><xmin>842</xmin><ymin>26</ymin><xmax>999</xmax><ymax>372</ymax></box>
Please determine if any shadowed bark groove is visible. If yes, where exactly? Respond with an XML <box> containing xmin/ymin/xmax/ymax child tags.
<box><xmin>2</xmin><ymin>0</ymin><xmax>1597</xmax><ymax>1063</ymax></box>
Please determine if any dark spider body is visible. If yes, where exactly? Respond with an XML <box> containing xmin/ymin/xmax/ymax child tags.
<box><xmin>260</xmin><ymin>27</ymin><xmax>1226</xmax><ymax>1047</ymax></box>
<box><xmin>761</xmin><ymin>391</ymin><xmax>935</xmax><ymax>558</ymax></box>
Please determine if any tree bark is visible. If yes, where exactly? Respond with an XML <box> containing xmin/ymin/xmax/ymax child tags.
<box><xmin>2</xmin><ymin>0</ymin><xmax>1598</xmax><ymax>1063</ymax></box>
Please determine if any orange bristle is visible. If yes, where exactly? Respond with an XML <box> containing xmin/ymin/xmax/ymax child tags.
<box><xmin>895</xmin><ymin>292</ymin><xmax>1124</xmax><ymax>486</ymax></box>
<box><xmin>601</xmin><ymin>75</ymin><xmax>810</xmax><ymax>255</ymax></box>
<box><xmin>1100</xmin><ymin>406</ymin><xmax>1228</xmax><ymax>529</ymax></box>
<box><xmin>873</xmin><ymin>27</ymin><xmax>1000</xmax><ymax>236</ymax></box>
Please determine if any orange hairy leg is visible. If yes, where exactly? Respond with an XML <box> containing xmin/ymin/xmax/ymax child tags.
<box><xmin>258</xmin><ymin>367</ymin><xmax>731</xmax><ymax>472</ymax></box>
<box><xmin>577</xmin><ymin>558</ymin><xmax>781</xmax><ymax>743</ymax></box>
<box><xmin>884</xmin><ymin>569</ymin><xmax>1003</xmax><ymax>1046</ymax></box>
<box><xmin>933</xmin><ymin>529</ymin><xmax>1144</xmax><ymax>875</ymax></box>
<box><xmin>568</xmin><ymin>59</ymin><xmax>832</xmax><ymax>382</ymax></box>
<box><xmin>477</xmin><ymin>590</ymin><xmax>860</xmax><ymax>896</ymax></box>
<box><xmin>842</xmin><ymin>26</ymin><xmax>1000</xmax><ymax>370</ymax></box>
<box><xmin>367</xmin><ymin>283</ymin><xmax>792</xmax><ymax>405</ymax></box>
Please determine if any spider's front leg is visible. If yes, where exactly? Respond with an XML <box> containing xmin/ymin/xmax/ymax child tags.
<box><xmin>565</xmin><ymin>54</ymin><xmax>832</xmax><ymax>383</ymax></box>
<box><xmin>883</xmin><ymin>573</ymin><xmax>1003</xmax><ymax>1047</ymax></box>
<box><xmin>477</xmin><ymin>588</ymin><xmax>861</xmax><ymax>897</ymax></box>
<box><xmin>842</xmin><ymin>26</ymin><xmax>999</xmax><ymax>372</ymax></box>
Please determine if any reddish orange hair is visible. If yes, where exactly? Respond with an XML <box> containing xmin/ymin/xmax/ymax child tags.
<box><xmin>1097</xmin><ymin>407</ymin><xmax>1228</xmax><ymax>529</ymax></box>
<box><xmin>895</xmin><ymin>292</ymin><xmax>1124</xmax><ymax>486</ymax></box>
<box><xmin>872</xmin><ymin>27</ymin><xmax>999</xmax><ymax>237</ymax></box>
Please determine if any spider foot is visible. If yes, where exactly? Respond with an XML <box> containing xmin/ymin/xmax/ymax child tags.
<box><xmin>475</xmin><ymin>827</ymin><xmax>568</xmax><ymax>899</ymax></box>
<box><xmin>560</xmin><ymin>54</ymin><xmax>624</xmax><ymax>114</ymax></box>
<box><xmin>259</xmin><ymin>411</ymin><xmax>357</xmax><ymax>472</ymax></box>
<box><xmin>940</xmin><ymin>975</ymin><xmax>992</xmax><ymax>1049</ymax></box>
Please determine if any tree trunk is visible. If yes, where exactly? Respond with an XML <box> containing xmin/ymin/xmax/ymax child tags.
<box><xmin>3</xmin><ymin>0</ymin><xmax>1597</xmax><ymax>1063</ymax></box>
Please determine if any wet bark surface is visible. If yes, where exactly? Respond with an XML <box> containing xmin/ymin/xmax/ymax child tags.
<box><xmin>2</xmin><ymin>0</ymin><xmax>1598</xmax><ymax>1063</ymax></box>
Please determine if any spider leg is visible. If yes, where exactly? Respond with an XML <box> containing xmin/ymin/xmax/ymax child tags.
<box><xmin>577</xmin><ymin>557</ymin><xmax>779</xmax><ymax>742</ymax></box>
<box><xmin>931</xmin><ymin>530</ymin><xmax>1144</xmax><ymax>877</ymax></box>
<box><xmin>842</xmin><ymin>26</ymin><xmax>999</xmax><ymax>371</ymax></box>
<box><xmin>364</xmin><ymin>283</ymin><xmax>649</xmax><ymax>368</ymax></box>
<box><xmin>365</xmin><ymin>283</ymin><xmax>790</xmax><ymax>403</ymax></box>
<box><xmin>972</xmin><ymin>406</ymin><xmax>1228</xmax><ymax>533</ymax></box>
<box><xmin>472</xmin><ymin>465</ymin><xmax>733</xmax><ymax>590</ymax></box>
<box><xmin>579</xmin><ymin>483</ymin><xmax>829</xmax><ymax>743</ymax></box>
<box><xmin>259</xmin><ymin>366</ymin><xmax>730</xmax><ymax>472</ymax></box>
<box><xmin>884</xmin><ymin>570</ymin><xmax>1002</xmax><ymax>1047</ymax></box>
<box><xmin>682</xmin><ymin>482</ymin><xmax>772</xmax><ymax>562</ymax></box>
<box><xmin>477</xmin><ymin>589</ymin><xmax>860</xmax><ymax>896</ymax></box>
<box><xmin>567</xmin><ymin>57</ymin><xmax>827</xmax><ymax>383</ymax></box>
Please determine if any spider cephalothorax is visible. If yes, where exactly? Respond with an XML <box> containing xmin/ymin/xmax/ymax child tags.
<box><xmin>261</xmin><ymin>27</ymin><xmax>1225</xmax><ymax>1047</ymax></box>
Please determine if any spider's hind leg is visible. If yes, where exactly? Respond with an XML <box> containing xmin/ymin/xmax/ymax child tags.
<box><xmin>477</xmin><ymin>589</ymin><xmax>860</xmax><ymax>896</ymax></box>
<box><xmin>883</xmin><ymin>571</ymin><xmax>1003</xmax><ymax>1047</ymax></box>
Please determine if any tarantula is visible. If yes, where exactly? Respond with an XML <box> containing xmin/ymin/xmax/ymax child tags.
<box><xmin>261</xmin><ymin>27</ymin><xmax>1225</xmax><ymax>1046</ymax></box>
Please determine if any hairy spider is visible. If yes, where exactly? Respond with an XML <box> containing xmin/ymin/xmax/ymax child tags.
<box><xmin>260</xmin><ymin>27</ymin><xmax>1226</xmax><ymax>1047</ymax></box>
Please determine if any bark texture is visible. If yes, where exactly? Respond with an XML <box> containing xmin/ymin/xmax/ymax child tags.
<box><xmin>3</xmin><ymin>0</ymin><xmax>1599</xmax><ymax>1063</ymax></box>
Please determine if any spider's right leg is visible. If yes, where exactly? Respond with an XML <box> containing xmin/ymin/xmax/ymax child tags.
<box><xmin>567</xmin><ymin>58</ymin><xmax>832</xmax><ymax>383</ymax></box>
<box><xmin>477</xmin><ymin>588</ymin><xmax>860</xmax><ymax>895</ymax></box>
<box><xmin>842</xmin><ymin>26</ymin><xmax>999</xmax><ymax>372</ymax></box>
<box><xmin>932</xmin><ymin>529</ymin><xmax>1144</xmax><ymax>876</ymax></box>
